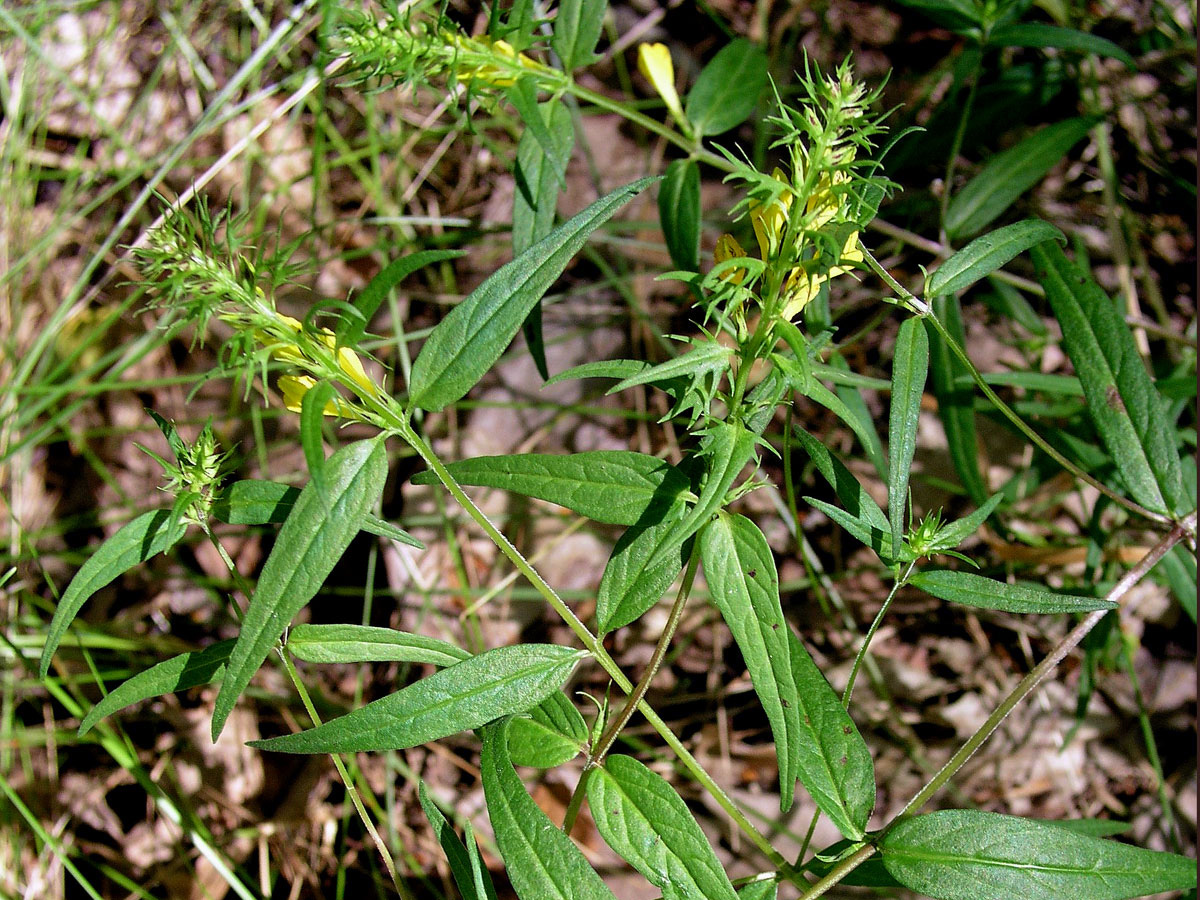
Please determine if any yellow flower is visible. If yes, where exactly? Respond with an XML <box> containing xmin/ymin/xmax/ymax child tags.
<box><xmin>637</xmin><ymin>43</ymin><xmax>686</xmax><ymax>129</ymax></box>
<box><xmin>279</xmin><ymin>375</ymin><xmax>344</xmax><ymax>416</ymax></box>
<box><xmin>451</xmin><ymin>33</ymin><xmax>542</xmax><ymax>88</ymax></box>
<box><xmin>714</xmin><ymin>234</ymin><xmax>748</xmax><ymax>284</ymax></box>
<box><xmin>268</xmin><ymin>314</ymin><xmax>379</xmax><ymax>398</ymax></box>
<box><xmin>749</xmin><ymin>168</ymin><xmax>793</xmax><ymax>261</ymax></box>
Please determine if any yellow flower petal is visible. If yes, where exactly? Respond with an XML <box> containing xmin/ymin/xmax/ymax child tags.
<box><xmin>637</xmin><ymin>43</ymin><xmax>685</xmax><ymax>127</ymax></box>
<box><xmin>780</xmin><ymin>268</ymin><xmax>827</xmax><ymax>320</ymax></box>
<box><xmin>714</xmin><ymin>233</ymin><xmax>747</xmax><ymax>284</ymax></box>
<box><xmin>749</xmin><ymin>168</ymin><xmax>793</xmax><ymax>260</ymax></box>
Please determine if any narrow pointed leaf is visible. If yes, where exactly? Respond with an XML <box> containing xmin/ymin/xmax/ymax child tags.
<box><xmin>211</xmin><ymin>478</ymin><xmax>421</xmax><ymax>546</ymax></box>
<box><xmin>588</xmin><ymin>754</ymin><xmax>739</xmax><ymax>900</ymax></box>
<box><xmin>549</xmin><ymin>0</ymin><xmax>605</xmax><ymax>70</ymax></box>
<box><xmin>418</xmin><ymin>781</ymin><xmax>500</xmax><ymax>900</ymax></box>
<box><xmin>699</xmin><ymin>512</ymin><xmax>801</xmax><ymax>811</ymax></box>
<box><xmin>339</xmin><ymin>249</ymin><xmax>465</xmax><ymax>346</ymax></box>
<box><xmin>41</xmin><ymin>509</ymin><xmax>188</xmax><ymax>678</ymax></box>
<box><xmin>481</xmin><ymin>718</ymin><xmax>618</xmax><ymax>900</ymax></box>
<box><xmin>596</xmin><ymin>506</ymin><xmax>690</xmax><ymax>634</ymax></box>
<box><xmin>946</xmin><ymin>117</ymin><xmax>1097</xmax><ymax>238</ymax></box>
<box><xmin>684</xmin><ymin>38</ymin><xmax>768</xmax><ymax>137</ymax></box>
<box><xmin>1032</xmin><ymin>242</ymin><xmax>1186</xmax><ymax>516</ymax></box>
<box><xmin>792</xmin><ymin>426</ymin><xmax>889</xmax><ymax>532</ymax></box>
<box><xmin>251</xmin><ymin>644</ymin><xmax>581</xmax><ymax>753</ymax></box>
<box><xmin>786</xmin><ymin>629</ymin><xmax>876</xmax><ymax>840</ymax></box>
<box><xmin>881</xmin><ymin>809</ymin><xmax>1197</xmax><ymax>900</ymax></box>
<box><xmin>410</xmin><ymin>177</ymin><xmax>655</xmax><ymax>411</ymax></box>
<box><xmin>543</xmin><ymin>358</ymin><xmax>648</xmax><ymax>387</ymax></box>
<box><xmin>926</xmin><ymin>219</ymin><xmax>1064</xmax><ymax>298</ymax></box>
<box><xmin>889</xmin><ymin>317</ymin><xmax>929</xmax><ymax>551</ymax></box>
<box><xmin>910</xmin><ymin>570</ymin><xmax>1116</xmax><ymax>614</ymax></box>
<box><xmin>411</xmin><ymin>451</ymin><xmax>689</xmax><ymax>526</ymax></box>
<box><xmin>658</xmin><ymin>159</ymin><xmax>701</xmax><ymax>272</ymax></box>
<box><xmin>928</xmin><ymin>492</ymin><xmax>1003</xmax><ymax>552</ymax></box>
<box><xmin>212</xmin><ymin>439</ymin><xmax>387</xmax><ymax>738</ymax></box>
<box><xmin>507</xmin><ymin>690</ymin><xmax>587</xmax><ymax>768</ymax></box>
<box><xmin>988</xmin><ymin>23</ymin><xmax>1137</xmax><ymax>70</ymax></box>
<box><xmin>78</xmin><ymin>640</ymin><xmax>235</xmax><ymax>735</ymax></box>
<box><xmin>736</xmin><ymin>880</ymin><xmax>777</xmax><ymax>900</ymax></box>
<box><xmin>286</xmin><ymin>624</ymin><xmax>469</xmax><ymax>667</ymax></box>
<box><xmin>299</xmin><ymin>380</ymin><xmax>334</xmax><ymax>492</ymax></box>
<box><xmin>806</xmin><ymin>497</ymin><xmax>904</xmax><ymax>564</ymax></box>
<box><xmin>646</xmin><ymin>422</ymin><xmax>756</xmax><ymax>570</ymax></box>
<box><xmin>794</xmin><ymin>379</ymin><xmax>889</xmax><ymax>475</ymax></box>
<box><xmin>926</xmin><ymin>295</ymin><xmax>988</xmax><ymax>505</ymax></box>
<box><xmin>608</xmin><ymin>342</ymin><xmax>732</xmax><ymax>395</ymax></box>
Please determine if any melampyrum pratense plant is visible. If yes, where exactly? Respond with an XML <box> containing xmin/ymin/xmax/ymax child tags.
<box><xmin>41</xmin><ymin>3</ymin><xmax>1196</xmax><ymax>898</ymax></box>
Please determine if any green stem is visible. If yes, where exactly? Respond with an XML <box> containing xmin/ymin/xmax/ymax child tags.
<box><xmin>842</xmin><ymin>562</ymin><xmax>915</xmax><ymax>707</ymax></box>
<box><xmin>563</xmin><ymin>544</ymin><xmax>703</xmax><ymax>835</ymax></box>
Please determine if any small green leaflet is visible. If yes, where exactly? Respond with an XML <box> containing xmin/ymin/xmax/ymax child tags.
<box><xmin>41</xmin><ymin>509</ymin><xmax>189</xmax><ymax>679</ymax></box>
<box><xmin>881</xmin><ymin>809</ymin><xmax>1197</xmax><ymax>900</ymax></box>
<box><xmin>481</xmin><ymin>718</ymin><xmax>618</xmax><ymax>900</ymax></box>
<box><xmin>212</xmin><ymin>439</ymin><xmax>388</xmax><ymax>739</ymax></box>
<box><xmin>658</xmin><ymin>159</ymin><xmax>701</xmax><ymax>272</ymax></box>
<box><xmin>888</xmin><ymin>317</ymin><xmax>929</xmax><ymax>554</ymax></box>
<box><xmin>418</xmin><ymin>781</ymin><xmax>500</xmax><ymax>900</ymax></box>
<box><xmin>78</xmin><ymin>640</ymin><xmax>234</xmax><ymax>735</ymax></box>
<box><xmin>543</xmin><ymin>358</ymin><xmax>649</xmax><ymax>387</ymax></box>
<box><xmin>924</xmin><ymin>492</ymin><xmax>1003</xmax><ymax>553</ymax></box>
<box><xmin>792</xmin><ymin>426</ymin><xmax>890</xmax><ymax>533</ymax></box>
<box><xmin>596</xmin><ymin>505</ymin><xmax>691</xmax><ymax>634</ymax></box>
<box><xmin>699</xmin><ymin>512</ymin><xmax>801</xmax><ymax>811</ymax></box>
<box><xmin>1033</xmin><ymin>242</ymin><xmax>1186</xmax><ymax>516</ymax></box>
<box><xmin>607</xmin><ymin>341</ymin><xmax>732</xmax><ymax>396</ymax></box>
<box><xmin>945</xmin><ymin>117</ymin><xmax>1098</xmax><ymax>238</ymax></box>
<box><xmin>806</xmin><ymin>497</ymin><xmax>904</xmax><ymax>565</ymax></box>
<box><xmin>786</xmin><ymin>629</ymin><xmax>875</xmax><ymax>841</ymax></box>
<box><xmin>926</xmin><ymin>219</ymin><xmax>1064</xmax><ymax>298</ymax></box>
<box><xmin>411</xmin><ymin>451</ymin><xmax>690</xmax><ymax>527</ymax></box>
<box><xmin>910</xmin><ymin>570</ymin><xmax>1116</xmax><ymax>614</ymax></box>
<box><xmin>684</xmin><ymin>38</ymin><xmax>769</xmax><ymax>137</ymax></box>
<box><xmin>507</xmin><ymin>690</ymin><xmax>588</xmax><ymax>768</ymax></box>
<box><xmin>587</xmin><ymin>754</ymin><xmax>739</xmax><ymax>900</ymax></box>
<box><xmin>251</xmin><ymin>644</ymin><xmax>582</xmax><ymax>753</ymax></box>
<box><xmin>286</xmin><ymin>624</ymin><xmax>470</xmax><ymax>667</ymax></box>
<box><xmin>409</xmin><ymin>177</ymin><xmax>655</xmax><ymax>411</ymax></box>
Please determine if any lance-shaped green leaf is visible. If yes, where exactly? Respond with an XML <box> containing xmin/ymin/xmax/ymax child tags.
<box><xmin>946</xmin><ymin>117</ymin><xmax>1097</xmax><ymax>238</ymax></box>
<box><xmin>646</xmin><ymin>422</ymin><xmax>757</xmax><ymax>571</ymax></box>
<box><xmin>1032</xmin><ymin>242</ymin><xmax>1186</xmax><ymax>516</ymax></box>
<box><xmin>684</xmin><ymin>38</ymin><xmax>768</xmax><ymax>137</ymax></box>
<box><xmin>549</xmin><ymin>0</ymin><xmax>605</xmax><ymax>70</ymax></box>
<box><xmin>299</xmin><ymin>380</ymin><xmax>335</xmax><ymax>492</ymax></box>
<box><xmin>659</xmin><ymin>159</ymin><xmax>701</xmax><ymax>272</ymax></box>
<box><xmin>596</xmin><ymin>506</ymin><xmax>691</xmax><ymax>634</ymax></box>
<box><xmin>544</xmin><ymin>358</ymin><xmax>649</xmax><ymax>387</ymax></box>
<box><xmin>251</xmin><ymin>644</ymin><xmax>582</xmax><ymax>753</ymax></box>
<box><xmin>212</xmin><ymin>439</ymin><xmax>387</xmax><ymax>738</ymax></box>
<box><xmin>608</xmin><ymin>341</ymin><xmax>733</xmax><ymax>396</ymax></box>
<box><xmin>41</xmin><ymin>509</ymin><xmax>188</xmax><ymax>679</ymax></box>
<box><xmin>410</xmin><ymin>177</ymin><xmax>655</xmax><ymax>411</ymax></box>
<box><xmin>481</xmin><ymin>718</ymin><xmax>618</xmax><ymax>900</ymax></box>
<box><xmin>700</xmin><ymin>512</ymin><xmax>801</xmax><ymax>811</ymax></box>
<box><xmin>736</xmin><ymin>880</ymin><xmax>777</xmax><ymax>900</ymax></box>
<box><xmin>926</xmin><ymin>295</ymin><xmax>988</xmax><ymax>505</ymax></box>
<box><xmin>412</xmin><ymin>451</ymin><xmax>690</xmax><ymax>526</ymax></box>
<box><xmin>888</xmin><ymin>317</ymin><xmax>929</xmax><ymax>553</ymax></box>
<box><xmin>507</xmin><ymin>690</ymin><xmax>588</xmax><ymax>768</ymax></box>
<box><xmin>286</xmin><ymin>624</ymin><xmax>469</xmax><ymax>667</ymax></box>
<box><xmin>418</xmin><ymin>781</ymin><xmax>499</xmax><ymax>900</ymax></box>
<box><xmin>78</xmin><ymin>640</ymin><xmax>235</xmax><ymax>735</ymax></box>
<box><xmin>338</xmin><ymin>249</ymin><xmax>465</xmax><ymax>346</ymax></box>
<box><xmin>910</xmin><ymin>570</ymin><xmax>1116</xmax><ymax>614</ymax></box>
<box><xmin>211</xmin><ymin>479</ymin><xmax>422</xmax><ymax>548</ymax></box>
<box><xmin>786</xmin><ymin>629</ymin><xmax>876</xmax><ymax>840</ymax></box>
<box><xmin>513</xmin><ymin>100</ymin><xmax>574</xmax><ymax>380</ymax></box>
<box><xmin>926</xmin><ymin>220</ymin><xmax>1064</xmax><ymax>298</ymax></box>
<box><xmin>805</xmin><ymin>497</ymin><xmax>906</xmax><ymax>565</ymax></box>
<box><xmin>792</xmin><ymin>426</ymin><xmax>889</xmax><ymax>533</ymax></box>
<box><xmin>881</xmin><ymin>809</ymin><xmax>1197</xmax><ymax>900</ymax></box>
<box><xmin>587</xmin><ymin>754</ymin><xmax>739</xmax><ymax>900</ymax></box>
<box><xmin>988</xmin><ymin>23</ymin><xmax>1137</xmax><ymax>70</ymax></box>
<box><xmin>925</xmin><ymin>492</ymin><xmax>1003</xmax><ymax>553</ymax></box>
